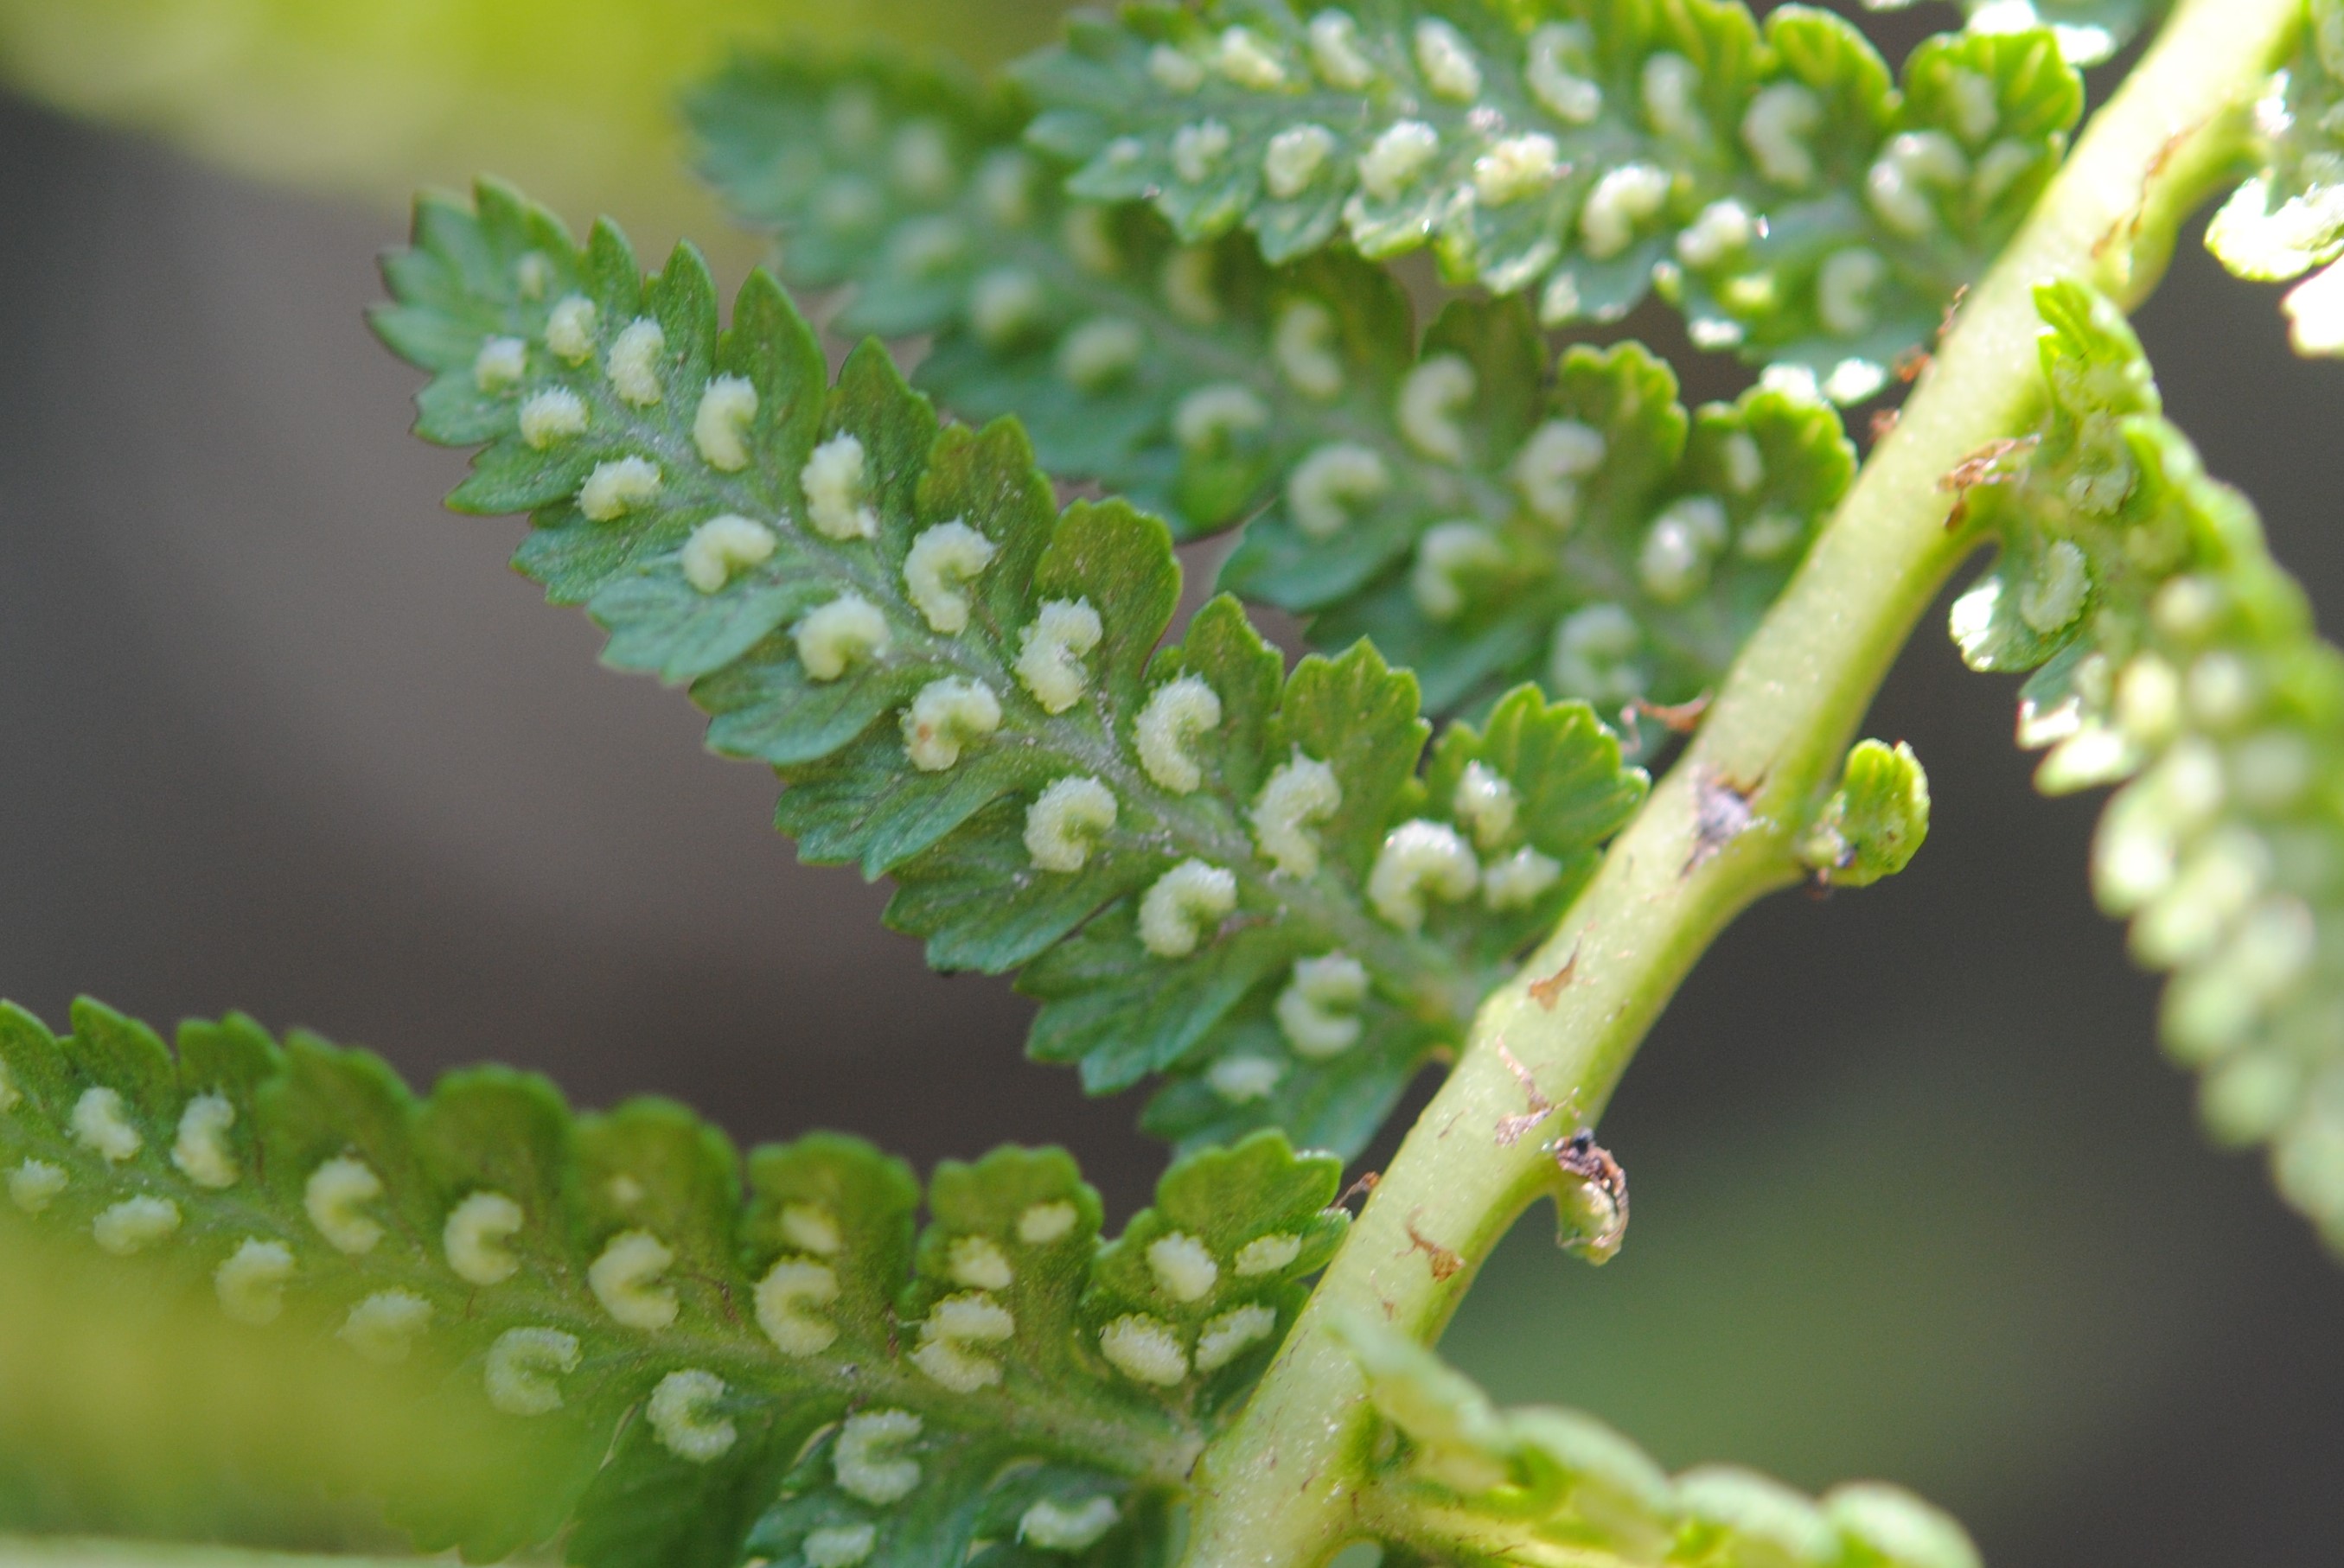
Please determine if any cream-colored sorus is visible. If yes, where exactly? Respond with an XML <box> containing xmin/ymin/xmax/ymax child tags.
<box><xmin>1207</xmin><ymin>1054</ymin><xmax>1284</xmax><ymax>1102</ymax></box>
<box><xmin>1357</xmin><ymin>120</ymin><xmax>1439</xmax><ymax>202</ymax></box>
<box><xmin>1148</xmin><ymin>42</ymin><xmax>1206</xmax><ymax>92</ymax></box>
<box><xmin>947</xmin><ymin>1234</ymin><xmax>1014</xmax><ymax>1291</ymax></box>
<box><xmin>902</xmin><ymin>520</ymin><xmax>997</xmax><ymax>634</ymax></box>
<box><xmin>1412</xmin><ymin>522</ymin><xmax>1505</xmax><ymax>621</ymax></box>
<box><xmin>1015</xmin><ymin>599</ymin><xmax>1104</xmax><ymax>714</ymax></box>
<box><xmin>970</xmin><ymin>267</ymin><xmax>1047</xmax><ymax>347</ymax></box>
<box><xmin>1134</xmin><ymin>676</ymin><xmax>1222</xmax><ymax>793</ymax></box>
<box><xmin>1817</xmin><ymin>247</ymin><xmax>1887</xmax><ymax>339</ymax></box>
<box><xmin>473</xmin><ymin>335</ymin><xmax>527</xmax><ymax>393</ymax></box>
<box><xmin>1057</xmin><ymin>317</ymin><xmax>1146</xmax><ymax>389</ymax></box>
<box><xmin>1019</xmin><ymin>1497</ymin><xmax>1121</xmax><ymax>1552</ymax></box>
<box><xmin>1174</xmin><ymin>384</ymin><xmax>1270</xmax><ymax>451</ymax></box>
<box><xmin>1581</xmin><ymin>163</ymin><xmax>1670</xmax><ymax>259</ymax></box>
<box><xmin>802</xmin><ymin>434</ymin><xmax>880</xmax><ymax>541</ymax></box>
<box><xmin>605</xmin><ymin>318</ymin><xmax>666</xmax><ymax>406</ymax></box>
<box><xmin>1233</xmin><ymin>1232</ymin><xmax>1302</xmax><ymax>1276</ymax></box>
<box><xmin>519</xmin><ymin>388</ymin><xmax>588</xmax><ymax>449</ymax></box>
<box><xmin>578</xmin><ymin>456</ymin><xmax>661</xmax><ymax>521</ymax></box>
<box><xmin>1287</xmin><ymin>443</ymin><xmax>1390</xmax><ymax>538</ymax></box>
<box><xmin>1638</xmin><ymin>495</ymin><xmax>1729</xmax><ymax>602</ymax></box>
<box><xmin>2017</xmin><ymin>539</ymin><xmax>2090</xmax><ymax>634</ymax></box>
<box><xmin>171</xmin><ymin>1093</ymin><xmax>239</xmax><ymax>1188</ymax></box>
<box><xmin>1250</xmin><ymin>754</ymin><xmax>1342</xmax><ymax>877</ymax></box>
<box><xmin>71</xmin><ymin>1086</ymin><xmax>142</xmax><ymax>1163</ymax></box>
<box><xmin>10</xmin><ymin>1160</ymin><xmax>66</xmax><ymax>1214</ymax></box>
<box><xmin>1273</xmin><ymin>300</ymin><xmax>1344</xmax><ymax>398</ymax></box>
<box><xmin>1017</xmin><ymin>1200</ymin><xmax>1080</xmax><ymax>1245</ymax></box>
<box><xmin>1145</xmin><ymin>1231</ymin><xmax>1218</xmax><ymax>1302</ymax></box>
<box><xmin>1867</xmin><ymin>131</ymin><xmax>1965</xmax><ymax>237</ymax></box>
<box><xmin>1161</xmin><ymin>246</ymin><xmax>1221</xmax><ymax>325</ymax></box>
<box><xmin>911</xmin><ymin>1291</ymin><xmax>1016</xmax><ymax>1393</ymax></box>
<box><xmin>1195</xmin><ymin>1303</ymin><xmax>1278</xmax><ymax>1371</ymax></box>
<box><xmin>515</xmin><ymin>252</ymin><xmax>553</xmax><ymax>300</ymax></box>
<box><xmin>1640</xmin><ymin>53</ymin><xmax>1703</xmax><ymax>141</ymax></box>
<box><xmin>1550</xmin><ymin>602</ymin><xmax>1645</xmax><ymax>703</ymax></box>
<box><xmin>1025</xmin><ymin>777</ymin><xmax>1118</xmax><ymax>872</ymax></box>
<box><xmin>1216</xmin><ymin>25</ymin><xmax>1287</xmax><ymax>88</ymax></box>
<box><xmin>902</xmin><ymin>677</ymin><xmax>1003</xmax><ymax>771</ymax></box>
<box><xmin>1060</xmin><ymin>204</ymin><xmax>1121</xmax><ymax>275</ymax></box>
<box><xmin>1137</xmin><ymin>860</ymin><xmax>1238</xmax><ymax>958</ymax></box>
<box><xmin>1172</xmin><ymin>119</ymin><xmax>1234</xmax><ymax>184</ymax></box>
<box><xmin>681</xmin><ymin>515</ymin><xmax>778</xmax><ymax>594</ymax></box>
<box><xmin>802</xmin><ymin>1524</ymin><xmax>879</xmax><ymax>1568</ymax></box>
<box><xmin>1396</xmin><ymin>354</ymin><xmax>1475</xmax><ymax>462</ymax></box>
<box><xmin>891</xmin><ymin>119</ymin><xmax>955</xmax><ymax>200</ymax></box>
<box><xmin>1513</xmin><ymin>418</ymin><xmax>1606</xmax><ymax>530</ymax></box>
<box><xmin>1473</xmin><ymin>134</ymin><xmax>1562</xmax><ymax>207</ymax></box>
<box><xmin>444</xmin><ymin>1190</ymin><xmax>526</xmax><ymax>1286</ymax></box>
<box><xmin>484</xmin><ymin>1327</ymin><xmax>581</xmax><ymax>1416</ymax></box>
<box><xmin>1482</xmin><ymin>846</ymin><xmax>1564</xmax><ymax>909</ymax></box>
<box><xmin>781</xmin><ymin>1201</ymin><xmax>843</xmax><ymax>1256</ymax></box>
<box><xmin>834</xmin><ymin>1408</ymin><xmax>923</xmax><ymax>1504</ymax></box>
<box><xmin>795</xmin><ymin>593</ymin><xmax>891</xmax><ymax>681</ymax></box>
<box><xmin>1721</xmin><ymin>431</ymin><xmax>1765</xmax><ymax>494</ymax></box>
<box><xmin>93</xmin><ymin>1195</ymin><xmax>180</xmax><ymax>1256</ymax></box>
<box><xmin>545</xmin><ymin>295</ymin><xmax>598</xmax><ymax>364</ymax></box>
<box><xmin>214</xmin><ymin>1238</ymin><xmax>294</xmax><ymax>1325</ymax></box>
<box><xmin>1742</xmin><ymin>83</ymin><xmax>1822</xmax><ymax>188</ymax></box>
<box><xmin>1099</xmin><ymin>1313</ymin><xmax>1188</xmax><ymax>1385</ymax></box>
<box><xmin>1369</xmin><ymin>819</ymin><xmax>1479</xmax><ymax>929</ymax></box>
<box><xmin>756</xmin><ymin>1257</ymin><xmax>841</xmax><ymax>1356</ymax></box>
<box><xmin>339</xmin><ymin>1291</ymin><xmax>432</xmax><ymax>1363</ymax></box>
<box><xmin>1304</xmin><ymin>9</ymin><xmax>1373</xmax><ymax>86</ymax></box>
<box><xmin>1276</xmin><ymin>952</ymin><xmax>1370</xmax><ymax>1058</ymax></box>
<box><xmin>693</xmin><ymin>374</ymin><xmax>758</xmax><ymax>471</ymax></box>
<box><xmin>1525</xmin><ymin>24</ymin><xmax>1602</xmax><ymax>124</ymax></box>
<box><xmin>648</xmin><ymin>1369</ymin><xmax>738</xmax><ymax>1463</ymax></box>
<box><xmin>1412</xmin><ymin>19</ymin><xmax>1480</xmax><ymax>100</ymax></box>
<box><xmin>1265</xmin><ymin>124</ymin><xmax>1338</xmax><ymax>201</ymax></box>
<box><xmin>1675</xmin><ymin>199</ymin><xmax>1756</xmax><ymax>269</ymax></box>
<box><xmin>306</xmin><ymin>1156</ymin><xmax>386</xmax><ymax>1255</ymax></box>
<box><xmin>588</xmin><ymin>1228</ymin><xmax>679</xmax><ymax>1329</ymax></box>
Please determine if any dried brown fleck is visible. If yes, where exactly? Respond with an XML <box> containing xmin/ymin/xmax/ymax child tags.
<box><xmin>1526</xmin><ymin>948</ymin><xmax>1579</xmax><ymax>1010</ymax></box>
<box><xmin>1403</xmin><ymin>1208</ymin><xmax>1464</xmax><ymax>1282</ymax></box>
<box><xmin>1869</xmin><ymin>407</ymin><xmax>1901</xmax><ymax>444</ymax></box>
<box><xmin>1622</xmin><ymin>691</ymin><xmax>1711</xmax><ymax>736</ymax></box>
<box><xmin>1937</xmin><ymin>284</ymin><xmax>1969</xmax><ymax>344</ymax></box>
<box><xmin>1893</xmin><ymin>345</ymin><xmax>1932</xmax><ymax>384</ymax></box>
<box><xmin>1331</xmin><ymin>1171</ymin><xmax>1380</xmax><ymax>1214</ymax></box>
<box><xmin>1492</xmin><ymin>1041</ymin><xmax>1565</xmax><ymax>1146</ymax></box>
<box><xmin>1938</xmin><ymin>435</ymin><xmax>2038</xmax><ymax>529</ymax></box>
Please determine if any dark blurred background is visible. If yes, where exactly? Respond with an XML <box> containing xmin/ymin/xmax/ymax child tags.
<box><xmin>0</xmin><ymin>2</ymin><xmax>2340</xmax><ymax>1564</ymax></box>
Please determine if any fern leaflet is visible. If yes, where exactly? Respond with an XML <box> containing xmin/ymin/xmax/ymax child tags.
<box><xmin>1331</xmin><ymin>1312</ymin><xmax>1980</xmax><ymax>1568</ymax></box>
<box><xmin>0</xmin><ymin>997</ymin><xmax>1348</xmax><ymax>1568</ymax></box>
<box><xmin>1017</xmin><ymin>0</ymin><xmax>2080</xmax><ymax>404</ymax></box>
<box><xmin>370</xmin><ymin>181</ymin><xmax>1649</xmax><ymax>1157</ymax></box>
<box><xmin>693</xmin><ymin>56</ymin><xmax>1854</xmax><ymax>728</ymax></box>
<box><xmin>1951</xmin><ymin>279</ymin><xmax>2344</xmax><ymax>1248</ymax></box>
<box><xmin>2205</xmin><ymin>0</ymin><xmax>2344</xmax><ymax>355</ymax></box>
<box><xmin>1859</xmin><ymin>0</ymin><xmax>2167</xmax><ymax>67</ymax></box>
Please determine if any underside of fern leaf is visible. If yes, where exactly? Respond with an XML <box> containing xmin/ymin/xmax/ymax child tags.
<box><xmin>0</xmin><ymin>998</ymin><xmax>1346</xmax><ymax>1568</ymax></box>
<box><xmin>1017</xmin><ymin>0</ymin><xmax>2081</xmax><ymax>404</ymax></box>
<box><xmin>2204</xmin><ymin>0</ymin><xmax>2344</xmax><ymax>354</ymax></box>
<box><xmin>1954</xmin><ymin>279</ymin><xmax>2344</xmax><ymax>1247</ymax></box>
<box><xmin>692</xmin><ymin>54</ymin><xmax>1854</xmax><ymax>725</ymax></box>
<box><xmin>371</xmin><ymin>180</ymin><xmax>1650</xmax><ymax>1157</ymax></box>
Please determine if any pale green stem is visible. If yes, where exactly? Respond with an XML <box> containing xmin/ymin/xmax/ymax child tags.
<box><xmin>1178</xmin><ymin>1</ymin><xmax>2298</xmax><ymax>1562</ymax></box>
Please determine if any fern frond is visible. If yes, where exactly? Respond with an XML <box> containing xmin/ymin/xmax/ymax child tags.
<box><xmin>372</xmin><ymin>180</ymin><xmax>1649</xmax><ymax>1156</ymax></box>
<box><xmin>0</xmin><ymin>997</ymin><xmax>1350</xmax><ymax>1567</ymax></box>
<box><xmin>2205</xmin><ymin>0</ymin><xmax>2344</xmax><ymax>355</ymax></box>
<box><xmin>693</xmin><ymin>57</ymin><xmax>1854</xmax><ymax>723</ymax></box>
<box><xmin>1332</xmin><ymin>1312</ymin><xmax>1980</xmax><ymax>1568</ymax></box>
<box><xmin>1952</xmin><ymin>279</ymin><xmax>2344</xmax><ymax>1248</ymax></box>
<box><xmin>1017</xmin><ymin>1</ymin><xmax>2080</xmax><ymax>403</ymax></box>
<box><xmin>1859</xmin><ymin>0</ymin><xmax>2167</xmax><ymax>67</ymax></box>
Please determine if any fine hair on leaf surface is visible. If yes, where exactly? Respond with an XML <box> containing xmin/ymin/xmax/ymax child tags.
<box><xmin>371</xmin><ymin>177</ymin><xmax>1651</xmax><ymax>1157</ymax></box>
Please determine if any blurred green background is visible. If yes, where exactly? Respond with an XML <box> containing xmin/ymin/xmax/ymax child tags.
<box><xmin>0</xmin><ymin>2</ymin><xmax>2339</xmax><ymax>1565</ymax></box>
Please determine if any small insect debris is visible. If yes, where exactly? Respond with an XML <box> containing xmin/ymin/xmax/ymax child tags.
<box><xmin>1684</xmin><ymin>764</ymin><xmax>1763</xmax><ymax>875</ymax></box>
<box><xmin>1548</xmin><ymin>1129</ymin><xmax>1630</xmax><ymax>1263</ymax></box>
<box><xmin>1402</xmin><ymin>1208</ymin><xmax>1464</xmax><ymax>1282</ymax></box>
